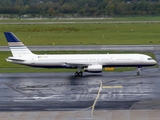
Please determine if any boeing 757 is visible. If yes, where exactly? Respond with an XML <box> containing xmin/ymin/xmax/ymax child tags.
<box><xmin>4</xmin><ymin>32</ymin><xmax>157</xmax><ymax>76</ymax></box>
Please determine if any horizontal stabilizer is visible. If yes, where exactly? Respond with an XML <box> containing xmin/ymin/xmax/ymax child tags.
<box><xmin>6</xmin><ymin>57</ymin><xmax>25</xmax><ymax>62</ymax></box>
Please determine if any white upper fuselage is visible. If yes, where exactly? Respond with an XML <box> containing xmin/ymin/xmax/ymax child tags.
<box><xmin>7</xmin><ymin>53</ymin><xmax>157</xmax><ymax>68</ymax></box>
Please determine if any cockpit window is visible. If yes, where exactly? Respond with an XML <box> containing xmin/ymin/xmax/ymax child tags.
<box><xmin>148</xmin><ymin>58</ymin><xmax>153</xmax><ymax>60</ymax></box>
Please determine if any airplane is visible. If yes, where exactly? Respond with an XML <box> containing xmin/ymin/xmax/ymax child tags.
<box><xmin>4</xmin><ymin>32</ymin><xmax>157</xmax><ymax>76</ymax></box>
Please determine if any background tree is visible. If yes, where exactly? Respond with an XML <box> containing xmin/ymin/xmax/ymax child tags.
<box><xmin>15</xmin><ymin>0</ymin><xmax>24</xmax><ymax>6</ymax></box>
<box><xmin>0</xmin><ymin>0</ymin><xmax>160</xmax><ymax>16</ymax></box>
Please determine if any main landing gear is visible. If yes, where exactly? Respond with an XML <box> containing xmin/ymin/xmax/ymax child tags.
<box><xmin>75</xmin><ymin>71</ymin><xmax>83</xmax><ymax>77</ymax></box>
<box><xmin>75</xmin><ymin>67</ymin><xmax>83</xmax><ymax>77</ymax></box>
<box><xmin>137</xmin><ymin>67</ymin><xmax>141</xmax><ymax>75</ymax></box>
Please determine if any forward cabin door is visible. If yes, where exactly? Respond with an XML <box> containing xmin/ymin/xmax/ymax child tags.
<box><xmin>140</xmin><ymin>57</ymin><xmax>144</xmax><ymax>63</ymax></box>
<box><xmin>110</xmin><ymin>56</ymin><xmax>114</xmax><ymax>65</ymax></box>
<box><xmin>31</xmin><ymin>57</ymin><xmax>35</xmax><ymax>64</ymax></box>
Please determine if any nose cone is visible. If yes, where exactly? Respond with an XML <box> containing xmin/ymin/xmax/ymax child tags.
<box><xmin>153</xmin><ymin>60</ymin><xmax>157</xmax><ymax>65</ymax></box>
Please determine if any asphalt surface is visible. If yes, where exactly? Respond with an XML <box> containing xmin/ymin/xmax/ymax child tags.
<box><xmin>0</xmin><ymin>68</ymin><xmax>159</xmax><ymax>111</ymax></box>
<box><xmin>0</xmin><ymin>21</ymin><xmax>160</xmax><ymax>25</ymax></box>
<box><xmin>1</xmin><ymin>45</ymin><xmax>160</xmax><ymax>51</ymax></box>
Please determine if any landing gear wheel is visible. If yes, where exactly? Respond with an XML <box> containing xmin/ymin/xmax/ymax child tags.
<box><xmin>137</xmin><ymin>71</ymin><xmax>140</xmax><ymax>76</ymax></box>
<box><xmin>75</xmin><ymin>71</ymin><xmax>83</xmax><ymax>77</ymax></box>
<box><xmin>75</xmin><ymin>71</ymin><xmax>79</xmax><ymax>76</ymax></box>
<box><xmin>79</xmin><ymin>71</ymin><xmax>83</xmax><ymax>76</ymax></box>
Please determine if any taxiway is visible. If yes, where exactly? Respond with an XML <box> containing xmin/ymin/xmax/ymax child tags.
<box><xmin>1</xmin><ymin>45</ymin><xmax>160</xmax><ymax>51</ymax></box>
<box><xmin>0</xmin><ymin>67</ymin><xmax>159</xmax><ymax>111</ymax></box>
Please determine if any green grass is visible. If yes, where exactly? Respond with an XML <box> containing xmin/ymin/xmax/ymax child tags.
<box><xmin>111</xmin><ymin>16</ymin><xmax>160</xmax><ymax>21</ymax></box>
<box><xmin>0</xmin><ymin>51</ymin><xmax>157</xmax><ymax>73</ymax></box>
<box><xmin>0</xmin><ymin>23</ymin><xmax>160</xmax><ymax>45</ymax></box>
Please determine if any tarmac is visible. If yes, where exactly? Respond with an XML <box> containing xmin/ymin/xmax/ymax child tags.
<box><xmin>1</xmin><ymin>45</ymin><xmax>160</xmax><ymax>51</ymax></box>
<box><xmin>0</xmin><ymin>68</ymin><xmax>160</xmax><ymax>120</ymax></box>
<box><xmin>0</xmin><ymin>67</ymin><xmax>160</xmax><ymax>111</ymax></box>
<box><xmin>0</xmin><ymin>20</ymin><xmax>160</xmax><ymax>25</ymax></box>
<box><xmin>1</xmin><ymin>110</ymin><xmax>160</xmax><ymax>120</ymax></box>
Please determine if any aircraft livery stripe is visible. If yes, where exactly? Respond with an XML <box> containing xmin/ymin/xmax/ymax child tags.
<box><xmin>10</xmin><ymin>46</ymin><xmax>27</xmax><ymax>49</ymax></box>
<box><xmin>10</xmin><ymin>48</ymin><xmax>27</xmax><ymax>50</ymax></box>
<box><xmin>8</xmin><ymin>42</ymin><xmax>23</xmax><ymax>45</ymax></box>
<box><xmin>10</xmin><ymin>50</ymin><xmax>28</xmax><ymax>51</ymax></box>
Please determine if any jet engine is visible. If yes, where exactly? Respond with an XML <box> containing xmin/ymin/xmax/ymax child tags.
<box><xmin>84</xmin><ymin>64</ymin><xmax>102</xmax><ymax>73</ymax></box>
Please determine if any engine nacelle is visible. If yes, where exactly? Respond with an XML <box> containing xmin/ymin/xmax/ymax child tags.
<box><xmin>84</xmin><ymin>64</ymin><xmax>102</xmax><ymax>73</ymax></box>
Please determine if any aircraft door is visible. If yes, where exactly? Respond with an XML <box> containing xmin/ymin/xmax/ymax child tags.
<box><xmin>110</xmin><ymin>56</ymin><xmax>114</xmax><ymax>64</ymax></box>
<box><xmin>140</xmin><ymin>57</ymin><xmax>144</xmax><ymax>63</ymax></box>
<box><xmin>31</xmin><ymin>57</ymin><xmax>35</xmax><ymax>64</ymax></box>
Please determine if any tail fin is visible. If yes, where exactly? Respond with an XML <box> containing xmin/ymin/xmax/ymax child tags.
<box><xmin>4</xmin><ymin>32</ymin><xmax>33</xmax><ymax>57</ymax></box>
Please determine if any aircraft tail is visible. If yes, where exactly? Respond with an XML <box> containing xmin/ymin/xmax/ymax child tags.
<box><xmin>4</xmin><ymin>32</ymin><xmax>34</xmax><ymax>57</ymax></box>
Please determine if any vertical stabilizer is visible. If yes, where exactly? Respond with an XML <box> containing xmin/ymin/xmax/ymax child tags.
<box><xmin>4</xmin><ymin>32</ymin><xmax>33</xmax><ymax>57</ymax></box>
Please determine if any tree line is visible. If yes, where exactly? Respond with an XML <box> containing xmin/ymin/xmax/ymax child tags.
<box><xmin>0</xmin><ymin>0</ymin><xmax>160</xmax><ymax>17</ymax></box>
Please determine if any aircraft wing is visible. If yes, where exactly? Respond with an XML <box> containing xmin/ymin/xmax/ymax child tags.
<box><xmin>65</xmin><ymin>62</ymin><xmax>90</xmax><ymax>68</ymax></box>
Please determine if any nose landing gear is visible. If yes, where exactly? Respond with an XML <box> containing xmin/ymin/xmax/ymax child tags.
<box><xmin>137</xmin><ymin>67</ymin><xmax>141</xmax><ymax>75</ymax></box>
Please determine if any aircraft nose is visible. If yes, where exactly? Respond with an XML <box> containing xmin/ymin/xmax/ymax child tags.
<box><xmin>153</xmin><ymin>60</ymin><xmax>157</xmax><ymax>65</ymax></box>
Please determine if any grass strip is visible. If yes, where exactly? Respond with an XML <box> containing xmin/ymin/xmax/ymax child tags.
<box><xmin>0</xmin><ymin>23</ymin><xmax>160</xmax><ymax>45</ymax></box>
